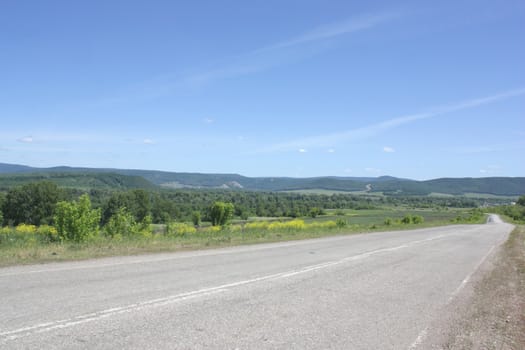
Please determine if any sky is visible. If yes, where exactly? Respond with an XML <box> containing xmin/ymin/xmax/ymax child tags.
<box><xmin>0</xmin><ymin>0</ymin><xmax>524</xmax><ymax>180</ymax></box>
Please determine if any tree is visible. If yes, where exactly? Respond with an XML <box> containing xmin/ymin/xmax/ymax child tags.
<box><xmin>209</xmin><ymin>201</ymin><xmax>234</xmax><ymax>226</ymax></box>
<box><xmin>104</xmin><ymin>207</ymin><xmax>135</xmax><ymax>238</ymax></box>
<box><xmin>517</xmin><ymin>195</ymin><xmax>525</xmax><ymax>206</ymax></box>
<box><xmin>192</xmin><ymin>211</ymin><xmax>201</xmax><ymax>227</ymax></box>
<box><xmin>2</xmin><ymin>181</ymin><xmax>62</xmax><ymax>226</ymax></box>
<box><xmin>54</xmin><ymin>194</ymin><xmax>101</xmax><ymax>242</ymax></box>
<box><xmin>131</xmin><ymin>189</ymin><xmax>151</xmax><ymax>222</ymax></box>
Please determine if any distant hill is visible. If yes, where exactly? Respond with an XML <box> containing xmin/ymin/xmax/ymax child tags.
<box><xmin>0</xmin><ymin>163</ymin><xmax>523</xmax><ymax>196</ymax></box>
<box><xmin>0</xmin><ymin>171</ymin><xmax>156</xmax><ymax>191</ymax></box>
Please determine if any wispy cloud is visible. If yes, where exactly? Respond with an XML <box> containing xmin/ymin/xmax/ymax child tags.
<box><xmin>18</xmin><ymin>136</ymin><xmax>34</xmax><ymax>143</ymax></box>
<box><xmin>259</xmin><ymin>88</ymin><xmax>525</xmax><ymax>153</ymax></box>
<box><xmin>92</xmin><ymin>11</ymin><xmax>400</xmax><ymax>103</ymax></box>
<box><xmin>383</xmin><ymin>146</ymin><xmax>395</xmax><ymax>153</ymax></box>
<box><xmin>143</xmin><ymin>138</ymin><xmax>155</xmax><ymax>145</ymax></box>
<box><xmin>257</xmin><ymin>12</ymin><xmax>400</xmax><ymax>52</ymax></box>
<box><xmin>479</xmin><ymin>165</ymin><xmax>501</xmax><ymax>175</ymax></box>
<box><xmin>186</xmin><ymin>12</ymin><xmax>400</xmax><ymax>87</ymax></box>
<box><xmin>298</xmin><ymin>148</ymin><xmax>308</xmax><ymax>153</ymax></box>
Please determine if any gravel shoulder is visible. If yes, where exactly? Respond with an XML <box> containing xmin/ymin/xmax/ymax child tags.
<box><xmin>422</xmin><ymin>224</ymin><xmax>525</xmax><ymax>349</ymax></box>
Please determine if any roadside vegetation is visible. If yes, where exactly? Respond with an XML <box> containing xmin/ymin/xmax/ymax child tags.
<box><xmin>0</xmin><ymin>181</ymin><xmax>520</xmax><ymax>266</ymax></box>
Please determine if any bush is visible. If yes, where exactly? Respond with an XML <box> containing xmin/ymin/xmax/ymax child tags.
<box><xmin>36</xmin><ymin>225</ymin><xmax>59</xmax><ymax>243</ymax></box>
<box><xmin>335</xmin><ymin>218</ymin><xmax>348</xmax><ymax>228</ymax></box>
<box><xmin>104</xmin><ymin>207</ymin><xmax>135</xmax><ymax>238</ymax></box>
<box><xmin>15</xmin><ymin>223</ymin><xmax>37</xmax><ymax>234</ymax></box>
<box><xmin>191</xmin><ymin>211</ymin><xmax>201</xmax><ymax>227</ymax></box>
<box><xmin>54</xmin><ymin>194</ymin><xmax>101</xmax><ymax>242</ymax></box>
<box><xmin>166</xmin><ymin>222</ymin><xmax>196</xmax><ymax>236</ymax></box>
<box><xmin>209</xmin><ymin>202</ymin><xmax>234</xmax><ymax>226</ymax></box>
<box><xmin>245</xmin><ymin>221</ymin><xmax>270</xmax><ymax>230</ymax></box>
<box><xmin>401</xmin><ymin>215</ymin><xmax>412</xmax><ymax>224</ymax></box>
<box><xmin>268</xmin><ymin>219</ymin><xmax>306</xmax><ymax>231</ymax></box>
<box><xmin>411</xmin><ymin>215</ymin><xmax>424</xmax><ymax>224</ymax></box>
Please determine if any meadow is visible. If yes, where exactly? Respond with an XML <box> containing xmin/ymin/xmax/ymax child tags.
<box><xmin>0</xmin><ymin>206</ymin><xmax>484</xmax><ymax>267</ymax></box>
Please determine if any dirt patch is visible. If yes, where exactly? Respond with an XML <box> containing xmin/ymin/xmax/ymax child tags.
<box><xmin>423</xmin><ymin>225</ymin><xmax>525</xmax><ymax>349</ymax></box>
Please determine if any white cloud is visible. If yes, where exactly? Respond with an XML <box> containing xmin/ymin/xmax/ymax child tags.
<box><xmin>203</xmin><ymin>118</ymin><xmax>214</xmax><ymax>124</ymax></box>
<box><xmin>298</xmin><ymin>148</ymin><xmax>307</xmax><ymax>153</ymax></box>
<box><xmin>259</xmin><ymin>87</ymin><xmax>525</xmax><ymax>153</ymax></box>
<box><xmin>479</xmin><ymin>165</ymin><xmax>501</xmax><ymax>175</ymax></box>
<box><xmin>383</xmin><ymin>146</ymin><xmax>395</xmax><ymax>153</ymax></box>
<box><xmin>18</xmin><ymin>136</ymin><xmax>34</xmax><ymax>143</ymax></box>
<box><xmin>328</xmin><ymin>149</ymin><xmax>336</xmax><ymax>153</ymax></box>
<box><xmin>143</xmin><ymin>138</ymin><xmax>155</xmax><ymax>145</ymax></box>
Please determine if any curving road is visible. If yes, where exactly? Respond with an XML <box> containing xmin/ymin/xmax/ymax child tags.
<box><xmin>0</xmin><ymin>216</ymin><xmax>513</xmax><ymax>349</ymax></box>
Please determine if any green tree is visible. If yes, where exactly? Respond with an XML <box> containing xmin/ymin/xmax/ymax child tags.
<box><xmin>131</xmin><ymin>189</ymin><xmax>151</xmax><ymax>222</ymax></box>
<box><xmin>411</xmin><ymin>215</ymin><xmax>424</xmax><ymax>224</ymax></box>
<box><xmin>192</xmin><ymin>211</ymin><xmax>201</xmax><ymax>227</ymax></box>
<box><xmin>2</xmin><ymin>181</ymin><xmax>62</xmax><ymax>225</ymax></box>
<box><xmin>54</xmin><ymin>194</ymin><xmax>101</xmax><ymax>242</ymax></box>
<box><xmin>104</xmin><ymin>207</ymin><xmax>135</xmax><ymax>238</ymax></box>
<box><xmin>517</xmin><ymin>195</ymin><xmax>525</xmax><ymax>206</ymax></box>
<box><xmin>209</xmin><ymin>201</ymin><xmax>234</xmax><ymax>226</ymax></box>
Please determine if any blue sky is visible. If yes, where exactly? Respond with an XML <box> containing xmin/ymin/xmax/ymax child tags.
<box><xmin>1</xmin><ymin>0</ymin><xmax>524</xmax><ymax>179</ymax></box>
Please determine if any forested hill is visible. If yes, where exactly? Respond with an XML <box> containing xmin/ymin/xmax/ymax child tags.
<box><xmin>0</xmin><ymin>163</ymin><xmax>523</xmax><ymax>196</ymax></box>
<box><xmin>0</xmin><ymin>172</ymin><xmax>156</xmax><ymax>191</ymax></box>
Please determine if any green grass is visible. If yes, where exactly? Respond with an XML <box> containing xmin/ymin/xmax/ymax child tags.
<box><xmin>0</xmin><ymin>208</ymin><xmax>482</xmax><ymax>267</ymax></box>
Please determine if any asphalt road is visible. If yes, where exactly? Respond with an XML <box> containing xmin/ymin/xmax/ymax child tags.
<box><xmin>0</xmin><ymin>216</ymin><xmax>513</xmax><ymax>349</ymax></box>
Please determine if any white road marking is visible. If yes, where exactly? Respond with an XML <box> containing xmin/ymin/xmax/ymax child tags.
<box><xmin>0</xmin><ymin>226</ymin><xmax>460</xmax><ymax>278</ymax></box>
<box><xmin>408</xmin><ymin>221</ymin><xmax>507</xmax><ymax>350</ymax></box>
<box><xmin>448</xmin><ymin>240</ymin><xmax>501</xmax><ymax>302</ymax></box>
<box><xmin>0</xmin><ymin>234</ymin><xmax>447</xmax><ymax>342</ymax></box>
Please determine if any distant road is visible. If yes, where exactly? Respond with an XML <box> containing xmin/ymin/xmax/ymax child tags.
<box><xmin>0</xmin><ymin>218</ymin><xmax>513</xmax><ymax>349</ymax></box>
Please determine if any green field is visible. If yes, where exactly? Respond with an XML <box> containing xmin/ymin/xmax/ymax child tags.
<box><xmin>0</xmin><ymin>207</ymin><xmax>484</xmax><ymax>267</ymax></box>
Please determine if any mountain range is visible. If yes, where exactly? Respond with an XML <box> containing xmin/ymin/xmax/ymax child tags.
<box><xmin>0</xmin><ymin>163</ymin><xmax>523</xmax><ymax>196</ymax></box>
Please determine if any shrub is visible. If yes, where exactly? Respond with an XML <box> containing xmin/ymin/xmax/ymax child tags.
<box><xmin>15</xmin><ymin>223</ymin><xmax>37</xmax><ymax>234</ymax></box>
<box><xmin>401</xmin><ymin>215</ymin><xmax>412</xmax><ymax>224</ymax></box>
<box><xmin>37</xmin><ymin>225</ymin><xmax>59</xmax><ymax>243</ymax></box>
<box><xmin>411</xmin><ymin>215</ymin><xmax>424</xmax><ymax>224</ymax></box>
<box><xmin>54</xmin><ymin>194</ymin><xmax>101</xmax><ymax>242</ymax></box>
<box><xmin>166</xmin><ymin>222</ymin><xmax>196</xmax><ymax>236</ymax></box>
<box><xmin>206</xmin><ymin>226</ymin><xmax>222</xmax><ymax>233</ymax></box>
<box><xmin>191</xmin><ymin>211</ymin><xmax>201</xmax><ymax>227</ymax></box>
<box><xmin>209</xmin><ymin>202</ymin><xmax>234</xmax><ymax>226</ymax></box>
<box><xmin>309</xmin><ymin>221</ymin><xmax>338</xmax><ymax>230</ymax></box>
<box><xmin>245</xmin><ymin>221</ymin><xmax>270</xmax><ymax>230</ymax></box>
<box><xmin>335</xmin><ymin>218</ymin><xmax>348</xmax><ymax>228</ymax></box>
<box><xmin>104</xmin><ymin>207</ymin><xmax>135</xmax><ymax>238</ymax></box>
<box><xmin>105</xmin><ymin>209</ymin><xmax>153</xmax><ymax>238</ymax></box>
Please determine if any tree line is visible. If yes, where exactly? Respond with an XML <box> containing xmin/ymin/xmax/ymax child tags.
<box><xmin>0</xmin><ymin>181</ymin><xmax>485</xmax><ymax>228</ymax></box>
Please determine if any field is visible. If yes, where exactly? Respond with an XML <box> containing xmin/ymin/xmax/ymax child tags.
<box><xmin>0</xmin><ymin>206</ymin><xmax>482</xmax><ymax>267</ymax></box>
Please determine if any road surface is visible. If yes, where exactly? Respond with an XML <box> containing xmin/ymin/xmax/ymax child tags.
<box><xmin>0</xmin><ymin>216</ymin><xmax>513</xmax><ymax>349</ymax></box>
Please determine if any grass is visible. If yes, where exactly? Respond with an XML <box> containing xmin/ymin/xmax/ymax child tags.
<box><xmin>0</xmin><ymin>208</ymin><xmax>482</xmax><ymax>267</ymax></box>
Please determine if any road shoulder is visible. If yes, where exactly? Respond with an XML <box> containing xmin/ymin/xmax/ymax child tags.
<box><xmin>422</xmin><ymin>225</ymin><xmax>525</xmax><ymax>349</ymax></box>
